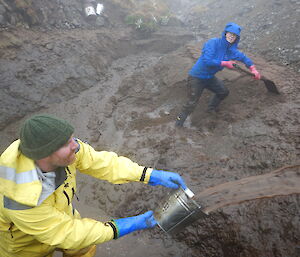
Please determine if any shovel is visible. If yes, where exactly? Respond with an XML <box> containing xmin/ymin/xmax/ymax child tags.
<box><xmin>233</xmin><ymin>63</ymin><xmax>280</xmax><ymax>94</ymax></box>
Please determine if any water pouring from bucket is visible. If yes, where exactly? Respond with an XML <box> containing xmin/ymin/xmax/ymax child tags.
<box><xmin>154</xmin><ymin>165</ymin><xmax>300</xmax><ymax>235</ymax></box>
<box><xmin>154</xmin><ymin>187</ymin><xmax>208</xmax><ymax>234</ymax></box>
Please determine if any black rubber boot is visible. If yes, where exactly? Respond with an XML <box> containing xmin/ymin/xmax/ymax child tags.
<box><xmin>175</xmin><ymin>112</ymin><xmax>188</xmax><ymax>127</ymax></box>
<box><xmin>208</xmin><ymin>95</ymin><xmax>222</xmax><ymax>111</ymax></box>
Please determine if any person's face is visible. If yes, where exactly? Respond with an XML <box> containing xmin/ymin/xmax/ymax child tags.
<box><xmin>46</xmin><ymin>136</ymin><xmax>78</xmax><ymax>168</ymax></box>
<box><xmin>225</xmin><ymin>32</ymin><xmax>237</xmax><ymax>43</ymax></box>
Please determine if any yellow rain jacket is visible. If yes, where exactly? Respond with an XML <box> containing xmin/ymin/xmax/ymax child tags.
<box><xmin>0</xmin><ymin>139</ymin><xmax>152</xmax><ymax>257</ymax></box>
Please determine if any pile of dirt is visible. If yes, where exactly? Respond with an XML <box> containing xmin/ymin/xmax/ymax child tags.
<box><xmin>0</xmin><ymin>0</ymin><xmax>299</xmax><ymax>257</ymax></box>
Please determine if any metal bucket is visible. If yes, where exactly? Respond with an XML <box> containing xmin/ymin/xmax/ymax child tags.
<box><xmin>154</xmin><ymin>188</ymin><xmax>207</xmax><ymax>234</ymax></box>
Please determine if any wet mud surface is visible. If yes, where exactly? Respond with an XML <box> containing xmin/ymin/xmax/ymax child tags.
<box><xmin>1</xmin><ymin>0</ymin><xmax>300</xmax><ymax>256</ymax></box>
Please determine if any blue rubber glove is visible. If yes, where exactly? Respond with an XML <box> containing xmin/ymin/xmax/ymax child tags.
<box><xmin>113</xmin><ymin>211</ymin><xmax>157</xmax><ymax>238</ymax></box>
<box><xmin>149</xmin><ymin>169</ymin><xmax>187</xmax><ymax>189</ymax></box>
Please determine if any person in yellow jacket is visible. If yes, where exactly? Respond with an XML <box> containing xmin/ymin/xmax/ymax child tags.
<box><xmin>0</xmin><ymin>114</ymin><xmax>187</xmax><ymax>257</ymax></box>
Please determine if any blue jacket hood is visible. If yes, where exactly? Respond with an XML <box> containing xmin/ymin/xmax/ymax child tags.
<box><xmin>221</xmin><ymin>22</ymin><xmax>241</xmax><ymax>50</ymax></box>
<box><xmin>223</xmin><ymin>22</ymin><xmax>241</xmax><ymax>36</ymax></box>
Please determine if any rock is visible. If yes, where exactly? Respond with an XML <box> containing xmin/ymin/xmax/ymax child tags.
<box><xmin>45</xmin><ymin>43</ymin><xmax>53</xmax><ymax>50</ymax></box>
<box><xmin>220</xmin><ymin>155</ymin><xmax>230</xmax><ymax>163</ymax></box>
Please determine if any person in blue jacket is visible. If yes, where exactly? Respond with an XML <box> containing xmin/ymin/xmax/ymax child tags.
<box><xmin>175</xmin><ymin>22</ymin><xmax>261</xmax><ymax>127</ymax></box>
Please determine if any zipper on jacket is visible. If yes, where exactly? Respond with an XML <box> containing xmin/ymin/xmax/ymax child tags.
<box><xmin>66</xmin><ymin>167</ymin><xmax>71</xmax><ymax>175</ymax></box>
<box><xmin>8</xmin><ymin>222</ymin><xmax>14</xmax><ymax>238</ymax></box>
<box><xmin>63</xmin><ymin>190</ymin><xmax>70</xmax><ymax>205</ymax></box>
<box><xmin>72</xmin><ymin>187</ymin><xmax>79</xmax><ymax>201</ymax></box>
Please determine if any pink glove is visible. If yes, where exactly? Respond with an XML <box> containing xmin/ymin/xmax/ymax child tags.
<box><xmin>249</xmin><ymin>65</ymin><xmax>261</xmax><ymax>80</ymax></box>
<box><xmin>221</xmin><ymin>61</ymin><xmax>236</xmax><ymax>69</ymax></box>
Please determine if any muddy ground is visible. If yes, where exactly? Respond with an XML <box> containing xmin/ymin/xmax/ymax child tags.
<box><xmin>0</xmin><ymin>0</ymin><xmax>300</xmax><ymax>256</ymax></box>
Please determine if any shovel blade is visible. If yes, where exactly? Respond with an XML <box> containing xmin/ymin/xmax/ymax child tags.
<box><xmin>262</xmin><ymin>77</ymin><xmax>280</xmax><ymax>94</ymax></box>
<box><xmin>233</xmin><ymin>64</ymin><xmax>280</xmax><ymax>95</ymax></box>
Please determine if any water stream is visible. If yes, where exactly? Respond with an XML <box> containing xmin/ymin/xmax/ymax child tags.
<box><xmin>194</xmin><ymin>165</ymin><xmax>300</xmax><ymax>214</ymax></box>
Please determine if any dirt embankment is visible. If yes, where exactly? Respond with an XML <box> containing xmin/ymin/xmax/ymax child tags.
<box><xmin>0</xmin><ymin>0</ymin><xmax>300</xmax><ymax>257</ymax></box>
<box><xmin>0</xmin><ymin>25</ymin><xmax>192</xmax><ymax>130</ymax></box>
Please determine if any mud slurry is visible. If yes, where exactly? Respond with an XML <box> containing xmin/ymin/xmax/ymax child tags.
<box><xmin>197</xmin><ymin>165</ymin><xmax>300</xmax><ymax>214</ymax></box>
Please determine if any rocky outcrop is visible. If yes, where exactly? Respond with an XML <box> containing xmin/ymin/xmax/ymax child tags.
<box><xmin>0</xmin><ymin>0</ymin><xmax>84</xmax><ymax>28</ymax></box>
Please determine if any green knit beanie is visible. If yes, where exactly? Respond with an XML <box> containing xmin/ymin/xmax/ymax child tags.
<box><xmin>19</xmin><ymin>114</ymin><xmax>74</xmax><ymax>160</ymax></box>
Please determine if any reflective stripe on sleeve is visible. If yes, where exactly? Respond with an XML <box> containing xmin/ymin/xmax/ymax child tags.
<box><xmin>0</xmin><ymin>166</ymin><xmax>39</xmax><ymax>184</ymax></box>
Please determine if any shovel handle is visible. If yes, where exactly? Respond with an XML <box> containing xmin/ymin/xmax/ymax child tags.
<box><xmin>232</xmin><ymin>63</ymin><xmax>255</xmax><ymax>78</ymax></box>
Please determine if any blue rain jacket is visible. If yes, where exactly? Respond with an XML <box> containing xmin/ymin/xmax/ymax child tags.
<box><xmin>189</xmin><ymin>23</ymin><xmax>253</xmax><ymax>79</ymax></box>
